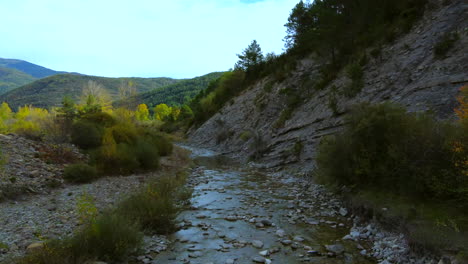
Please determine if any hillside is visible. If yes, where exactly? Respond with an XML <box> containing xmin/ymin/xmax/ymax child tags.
<box><xmin>115</xmin><ymin>72</ymin><xmax>224</xmax><ymax>108</ymax></box>
<box><xmin>189</xmin><ymin>0</ymin><xmax>467</xmax><ymax>169</ymax></box>
<box><xmin>187</xmin><ymin>1</ymin><xmax>467</xmax><ymax>261</ymax></box>
<box><xmin>0</xmin><ymin>74</ymin><xmax>178</xmax><ymax>109</ymax></box>
<box><xmin>0</xmin><ymin>66</ymin><xmax>37</xmax><ymax>94</ymax></box>
<box><xmin>0</xmin><ymin>58</ymin><xmax>65</xmax><ymax>78</ymax></box>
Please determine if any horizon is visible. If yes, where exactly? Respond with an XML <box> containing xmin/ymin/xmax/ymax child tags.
<box><xmin>0</xmin><ymin>0</ymin><xmax>298</xmax><ymax>79</ymax></box>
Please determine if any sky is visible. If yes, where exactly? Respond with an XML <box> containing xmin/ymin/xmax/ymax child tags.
<box><xmin>0</xmin><ymin>0</ymin><xmax>299</xmax><ymax>79</ymax></box>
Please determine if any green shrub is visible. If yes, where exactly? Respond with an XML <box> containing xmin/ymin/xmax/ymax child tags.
<box><xmin>434</xmin><ymin>32</ymin><xmax>460</xmax><ymax>58</ymax></box>
<box><xmin>239</xmin><ymin>131</ymin><xmax>252</xmax><ymax>141</ymax></box>
<box><xmin>93</xmin><ymin>143</ymin><xmax>139</xmax><ymax>175</ymax></box>
<box><xmin>63</xmin><ymin>163</ymin><xmax>98</xmax><ymax>183</ymax></box>
<box><xmin>110</xmin><ymin>124</ymin><xmax>138</xmax><ymax>145</ymax></box>
<box><xmin>80</xmin><ymin>112</ymin><xmax>116</xmax><ymax>128</ymax></box>
<box><xmin>135</xmin><ymin>139</ymin><xmax>160</xmax><ymax>170</ymax></box>
<box><xmin>71</xmin><ymin>120</ymin><xmax>103</xmax><ymax>149</ymax></box>
<box><xmin>70</xmin><ymin>213</ymin><xmax>142</xmax><ymax>262</ymax></box>
<box><xmin>344</xmin><ymin>63</ymin><xmax>364</xmax><ymax>97</ymax></box>
<box><xmin>116</xmin><ymin>177</ymin><xmax>180</xmax><ymax>234</ymax></box>
<box><xmin>316</xmin><ymin>102</ymin><xmax>468</xmax><ymax>201</ymax></box>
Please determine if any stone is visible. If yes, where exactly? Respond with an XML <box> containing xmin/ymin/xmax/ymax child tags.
<box><xmin>293</xmin><ymin>236</ymin><xmax>304</xmax><ymax>242</ymax></box>
<box><xmin>26</xmin><ymin>242</ymin><xmax>44</xmax><ymax>253</ymax></box>
<box><xmin>259</xmin><ymin>250</ymin><xmax>269</xmax><ymax>256</ymax></box>
<box><xmin>276</xmin><ymin>229</ymin><xmax>286</xmax><ymax>237</ymax></box>
<box><xmin>252</xmin><ymin>256</ymin><xmax>266</xmax><ymax>263</ymax></box>
<box><xmin>325</xmin><ymin>244</ymin><xmax>345</xmax><ymax>255</ymax></box>
<box><xmin>225</xmin><ymin>215</ymin><xmax>237</xmax><ymax>221</ymax></box>
<box><xmin>252</xmin><ymin>240</ymin><xmax>264</xmax><ymax>249</ymax></box>
<box><xmin>226</xmin><ymin>259</ymin><xmax>235</xmax><ymax>264</ymax></box>
<box><xmin>339</xmin><ymin>208</ymin><xmax>348</xmax><ymax>216</ymax></box>
<box><xmin>260</xmin><ymin>219</ymin><xmax>272</xmax><ymax>226</ymax></box>
<box><xmin>281</xmin><ymin>239</ymin><xmax>292</xmax><ymax>246</ymax></box>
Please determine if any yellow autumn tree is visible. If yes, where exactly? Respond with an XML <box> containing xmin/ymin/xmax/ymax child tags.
<box><xmin>154</xmin><ymin>104</ymin><xmax>172</xmax><ymax>121</ymax></box>
<box><xmin>12</xmin><ymin>106</ymin><xmax>50</xmax><ymax>138</ymax></box>
<box><xmin>135</xmin><ymin>104</ymin><xmax>150</xmax><ymax>121</ymax></box>
<box><xmin>0</xmin><ymin>102</ymin><xmax>12</xmax><ymax>133</ymax></box>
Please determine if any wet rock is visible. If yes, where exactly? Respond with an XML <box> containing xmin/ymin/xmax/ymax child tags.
<box><xmin>325</xmin><ymin>244</ymin><xmax>345</xmax><ymax>255</ymax></box>
<box><xmin>339</xmin><ymin>208</ymin><xmax>348</xmax><ymax>216</ymax></box>
<box><xmin>276</xmin><ymin>229</ymin><xmax>286</xmax><ymax>237</ymax></box>
<box><xmin>252</xmin><ymin>256</ymin><xmax>266</xmax><ymax>263</ymax></box>
<box><xmin>226</xmin><ymin>259</ymin><xmax>235</xmax><ymax>264</ymax></box>
<box><xmin>252</xmin><ymin>240</ymin><xmax>264</xmax><ymax>249</ymax></box>
<box><xmin>293</xmin><ymin>236</ymin><xmax>304</xmax><ymax>242</ymax></box>
<box><xmin>260</xmin><ymin>219</ymin><xmax>272</xmax><ymax>226</ymax></box>
<box><xmin>225</xmin><ymin>215</ymin><xmax>237</xmax><ymax>221</ymax></box>
<box><xmin>259</xmin><ymin>250</ymin><xmax>269</xmax><ymax>256</ymax></box>
<box><xmin>281</xmin><ymin>239</ymin><xmax>292</xmax><ymax>246</ymax></box>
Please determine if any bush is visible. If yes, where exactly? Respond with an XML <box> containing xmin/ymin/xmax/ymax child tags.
<box><xmin>70</xmin><ymin>213</ymin><xmax>142</xmax><ymax>262</ymax></box>
<box><xmin>434</xmin><ymin>32</ymin><xmax>460</xmax><ymax>58</ymax></box>
<box><xmin>116</xmin><ymin>177</ymin><xmax>180</xmax><ymax>234</ymax></box>
<box><xmin>93</xmin><ymin>143</ymin><xmax>139</xmax><ymax>175</ymax></box>
<box><xmin>63</xmin><ymin>163</ymin><xmax>98</xmax><ymax>183</ymax></box>
<box><xmin>71</xmin><ymin>120</ymin><xmax>103</xmax><ymax>149</ymax></box>
<box><xmin>316</xmin><ymin>102</ymin><xmax>468</xmax><ymax>201</ymax></box>
<box><xmin>135</xmin><ymin>139</ymin><xmax>160</xmax><ymax>170</ymax></box>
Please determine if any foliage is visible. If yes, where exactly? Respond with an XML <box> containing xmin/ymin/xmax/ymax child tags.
<box><xmin>76</xmin><ymin>192</ymin><xmax>98</xmax><ymax>225</ymax></box>
<box><xmin>114</xmin><ymin>72</ymin><xmax>224</xmax><ymax>109</ymax></box>
<box><xmin>154</xmin><ymin>103</ymin><xmax>172</xmax><ymax>121</ymax></box>
<box><xmin>63</xmin><ymin>163</ymin><xmax>98</xmax><ymax>183</ymax></box>
<box><xmin>11</xmin><ymin>105</ymin><xmax>50</xmax><ymax>139</ymax></box>
<box><xmin>316</xmin><ymin>102</ymin><xmax>468</xmax><ymax>202</ymax></box>
<box><xmin>69</xmin><ymin>213</ymin><xmax>142</xmax><ymax>262</ymax></box>
<box><xmin>116</xmin><ymin>177</ymin><xmax>181</xmax><ymax>234</ymax></box>
<box><xmin>455</xmin><ymin>85</ymin><xmax>468</xmax><ymax>120</ymax></box>
<box><xmin>135</xmin><ymin>104</ymin><xmax>150</xmax><ymax>121</ymax></box>
<box><xmin>434</xmin><ymin>32</ymin><xmax>460</xmax><ymax>58</ymax></box>
<box><xmin>190</xmin><ymin>71</ymin><xmax>246</xmax><ymax>126</ymax></box>
<box><xmin>234</xmin><ymin>40</ymin><xmax>264</xmax><ymax>71</ymax></box>
<box><xmin>239</xmin><ymin>130</ymin><xmax>252</xmax><ymax>141</ymax></box>
<box><xmin>71</xmin><ymin>120</ymin><xmax>104</xmax><ymax>149</ymax></box>
<box><xmin>344</xmin><ymin>62</ymin><xmax>365</xmax><ymax>97</ymax></box>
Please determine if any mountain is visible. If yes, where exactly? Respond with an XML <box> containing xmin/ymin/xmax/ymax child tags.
<box><xmin>0</xmin><ymin>58</ymin><xmax>65</xmax><ymax>78</ymax></box>
<box><xmin>0</xmin><ymin>66</ymin><xmax>37</xmax><ymax>94</ymax></box>
<box><xmin>0</xmin><ymin>74</ymin><xmax>178</xmax><ymax>110</ymax></box>
<box><xmin>115</xmin><ymin>72</ymin><xmax>224</xmax><ymax>108</ymax></box>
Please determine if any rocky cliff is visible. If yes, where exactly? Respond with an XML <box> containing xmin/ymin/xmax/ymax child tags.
<box><xmin>189</xmin><ymin>0</ymin><xmax>467</xmax><ymax>171</ymax></box>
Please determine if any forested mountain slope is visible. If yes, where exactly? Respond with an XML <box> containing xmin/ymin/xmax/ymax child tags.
<box><xmin>0</xmin><ymin>74</ymin><xmax>178</xmax><ymax>109</ymax></box>
<box><xmin>115</xmin><ymin>72</ymin><xmax>224</xmax><ymax>108</ymax></box>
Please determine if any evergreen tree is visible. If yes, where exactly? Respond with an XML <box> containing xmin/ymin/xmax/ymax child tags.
<box><xmin>234</xmin><ymin>40</ymin><xmax>264</xmax><ymax>71</ymax></box>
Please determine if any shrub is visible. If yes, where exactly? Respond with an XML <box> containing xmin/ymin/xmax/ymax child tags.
<box><xmin>135</xmin><ymin>139</ymin><xmax>160</xmax><ymax>170</ymax></box>
<box><xmin>116</xmin><ymin>177</ymin><xmax>180</xmax><ymax>234</ymax></box>
<box><xmin>344</xmin><ymin>62</ymin><xmax>364</xmax><ymax>97</ymax></box>
<box><xmin>71</xmin><ymin>120</ymin><xmax>103</xmax><ymax>149</ymax></box>
<box><xmin>110</xmin><ymin>124</ymin><xmax>138</xmax><ymax>145</ymax></box>
<box><xmin>93</xmin><ymin>143</ymin><xmax>139</xmax><ymax>175</ymax></box>
<box><xmin>239</xmin><ymin>130</ymin><xmax>252</xmax><ymax>141</ymax></box>
<box><xmin>63</xmin><ymin>163</ymin><xmax>98</xmax><ymax>183</ymax></box>
<box><xmin>69</xmin><ymin>213</ymin><xmax>142</xmax><ymax>262</ymax></box>
<box><xmin>434</xmin><ymin>32</ymin><xmax>460</xmax><ymax>58</ymax></box>
<box><xmin>316</xmin><ymin>102</ymin><xmax>468</xmax><ymax>202</ymax></box>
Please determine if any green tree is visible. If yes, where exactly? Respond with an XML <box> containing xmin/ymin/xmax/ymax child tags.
<box><xmin>135</xmin><ymin>104</ymin><xmax>150</xmax><ymax>121</ymax></box>
<box><xmin>234</xmin><ymin>40</ymin><xmax>264</xmax><ymax>71</ymax></box>
<box><xmin>154</xmin><ymin>104</ymin><xmax>172</xmax><ymax>121</ymax></box>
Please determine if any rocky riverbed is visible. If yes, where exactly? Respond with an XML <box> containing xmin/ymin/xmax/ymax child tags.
<box><xmin>0</xmin><ymin>144</ymin><xmax>453</xmax><ymax>263</ymax></box>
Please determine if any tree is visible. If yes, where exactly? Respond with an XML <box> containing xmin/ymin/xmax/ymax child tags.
<box><xmin>284</xmin><ymin>0</ymin><xmax>310</xmax><ymax>49</ymax></box>
<box><xmin>118</xmin><ymin>80</ymin><xmax>137</xmax><ymax>109</ymax></box>
<box><xmin>234</xmin><ymin>40</ymin><xmax>264</xmax><ymax>71</ymax></box>
<box><xmin>154</xmin><ymin>104</ymin><xmax>172</xmax><ymax>121</ymax></box>
<box><xmin>80</xmin><ymin>80</ymin><xmax>112</xmax><ymax>113</ymax></box>
<box><xmin>135</xmin><ymin>104</ymin><xmax>150</xmax><ymax>121</ymax></box>
<box><xmin>0</xmin><ymin>102</ymin><xmax>12</xmax><ymax>133</ymax></box>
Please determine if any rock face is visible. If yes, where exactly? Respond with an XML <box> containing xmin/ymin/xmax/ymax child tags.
<box><xmin>189</xmin><ymin>0</ymin><xmax>467</xmax><ymax>171</ymax></box>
